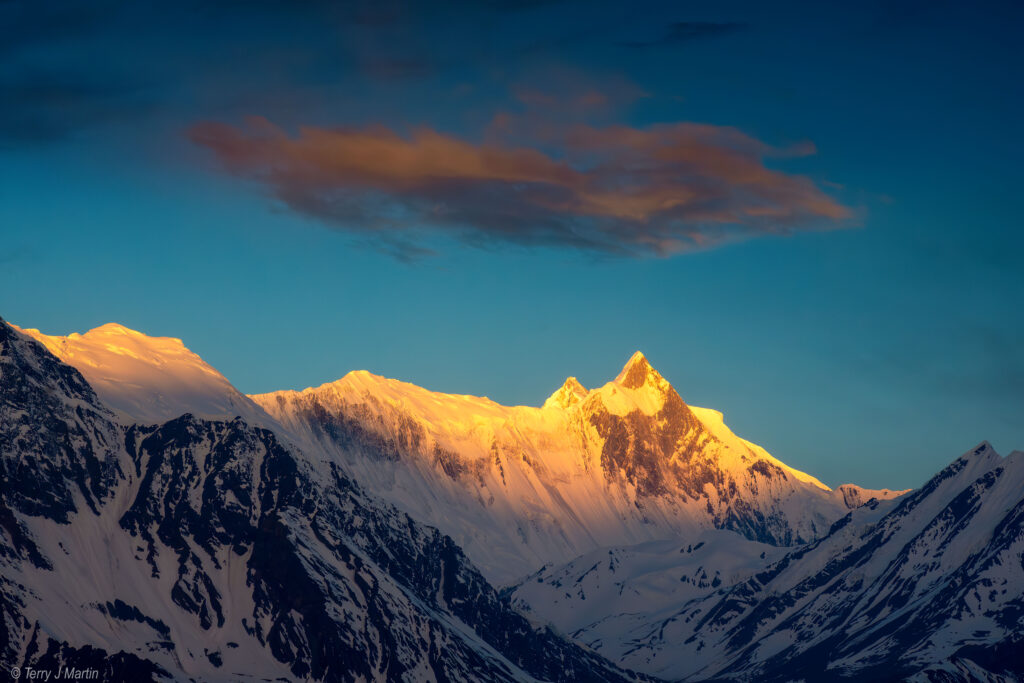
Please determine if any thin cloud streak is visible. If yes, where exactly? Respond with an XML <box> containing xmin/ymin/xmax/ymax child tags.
<box><xmin>189</xmin><ymin>115</ymin><xmax>850</xmax><ymax>258</ymax></box>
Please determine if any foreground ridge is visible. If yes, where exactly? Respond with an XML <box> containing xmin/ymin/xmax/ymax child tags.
<box><xmin>514</xmin><ymin>442</ymin><xmax>1024</xmax><ymax>681</ymax></box>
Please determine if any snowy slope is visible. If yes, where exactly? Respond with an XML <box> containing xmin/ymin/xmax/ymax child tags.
<box><xmin>509</xmin><ymin>529</ymin><xmax>789</xmax><ymax>640</ymax></box>
<box><xmin>535</xmin><ymin>442</ymin><xmax>1024</xmax><ymax>682</ymax></box>
<box><xmin>0</xmin><ymin>318</ymin><xmax>645</xmax><ymax>682</ymax></box>
<box><xmin>252</xmin><ymin>352</ymin><xmax>902</xmax><ymax>584</ymax></box>
<box><xmin>16</xmin><ymin>323</ymin><xmax>268</xmax><ymax>425</ymax></box>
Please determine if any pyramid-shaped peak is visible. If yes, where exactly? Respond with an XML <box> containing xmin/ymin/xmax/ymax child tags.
<box><xmin>543</xmin><ymin>376</ymin><xmax>589</xmax><ymax>410</ymax></box>
<box><xmin>615</xmin><ymin>351</ymin><xmax>664</xmax><ymax>390</ymax></box>
<box><xmin>963</xmin><ymin>441</ymin><xmax>998</xmax><ymax>461</ymax></box>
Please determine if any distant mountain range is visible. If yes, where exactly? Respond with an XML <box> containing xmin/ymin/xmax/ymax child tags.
<box><xmin>3</xmin><ymin>318</ymin><xmax>1020</xmax><ymax>681</ymax></box>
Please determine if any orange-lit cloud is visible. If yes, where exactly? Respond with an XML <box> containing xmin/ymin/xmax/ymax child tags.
<box><xmin>189</xmin><ymin>115</ymin><xmax>850</xmax><ymax>258</ymax></box>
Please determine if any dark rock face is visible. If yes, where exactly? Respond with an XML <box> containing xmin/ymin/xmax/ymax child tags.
<box><xmin>288</xmin><ymin>392</ymin><xmax>425</xmax><ymax>462</ymax></box>
<box><xmin>98</xmin><ymin>600</ymin><xmax>171</xmax><ymax>640</ymax></box>
<box><xmin>748</xmin><ymin>460</ymin><xmax>787</xmax><ymax>480</ymax></box>
<box><xmin>585</xmin><ymin>387</ymin><xmax>808</xmax><ymax>546</ymax></box>
<box><xmin>0</xmin><ymin>318</ymin><xmax>644</xmax><ymax>682</ymax></box>
<box><xmin>617</xmin><ymin>354</ymin><xmax>656</xmax><ymax>390</ymax></box>
<box><xmin>0</xmin><ymin>319</ymin><xmax>122</xmax><ymax>524</ymax></box>
<box><xmin>587</xmin><ymin>388</ymin><xmax>710</xmax><ymax>498</ymax></box>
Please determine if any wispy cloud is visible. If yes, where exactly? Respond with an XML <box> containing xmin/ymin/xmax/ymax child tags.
<box><xmin>190</xmin><ymin>113</ymin><xmax>849</xmax><ymax>259</ymax></box>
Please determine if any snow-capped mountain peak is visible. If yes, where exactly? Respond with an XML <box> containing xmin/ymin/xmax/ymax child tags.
<box><xmin>543</xmin><ymin>376</ymin><xmax>588</xmax><ymax>410</ymax></box>
<box><xmin>614</xmin><ymin>350</ymin><xmax>659</xmax><ymax>389</ymax></box>
<box><xmin>15</xmin><ymin>321</ymin><xmax>269</xmax><ymax>426</ymax></box>
<box><xmin>249</xmin><ymin>350</ymin><xmax>882</xmax><ymax>582</ymax></box>
<box><xmin>540</xmin><ymin>352</ymin><xmax>673</xmax><ymax>414</ymax></box>
<box><xmin>589</xmin><ymin>351</ymin><xmax>676</xmax><ymax>418</ymax></box>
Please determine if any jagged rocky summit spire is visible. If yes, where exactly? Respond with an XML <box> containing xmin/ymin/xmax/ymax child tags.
<box><xmin>614</xmin><ymin>351</ymin><xmax>663</xmax><ymax>390</ymax></box>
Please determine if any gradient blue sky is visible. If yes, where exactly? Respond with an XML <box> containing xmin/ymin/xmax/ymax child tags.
<box><xmin>1</xmin><ymin>0</ymin><xmax>1020</xmax><ymax>490</ymax></box>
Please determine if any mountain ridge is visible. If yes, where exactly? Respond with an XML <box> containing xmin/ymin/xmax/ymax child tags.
<box><xmin>250</xmin><ymin>345</ymin><xmax>902</xmax><ymax>582</ymax></box>
<box><xmin>1</xmin><ymin>316</ymin><xmax>649</xmax><ymax>682</ymax></box>
<box><xmin>13</xmin><ymin>319</ymin><xmax>905</xmax><ymax>585</ymax></box>
<box><xmin>3</xmin><ymin>315</ymin><xmax>1020</xmax><ymax>682</ymax></box>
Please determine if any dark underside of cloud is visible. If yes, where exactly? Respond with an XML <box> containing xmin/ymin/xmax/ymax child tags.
<box><xmin>190</xmin><ymin>115</ymin><xmax>850</xmax><ymax>259</ymax></box>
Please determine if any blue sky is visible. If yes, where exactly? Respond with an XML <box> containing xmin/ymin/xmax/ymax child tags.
<box><xmin>1</xmin><ymin>0</ymin><xmax>1020</xmax><ymax>489</ymax></box>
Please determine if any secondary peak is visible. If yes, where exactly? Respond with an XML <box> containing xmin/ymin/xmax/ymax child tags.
<box><xmin>543</xmin><ymin>376</ymin><xmax>589</xmax><ymax>410</ymax></box>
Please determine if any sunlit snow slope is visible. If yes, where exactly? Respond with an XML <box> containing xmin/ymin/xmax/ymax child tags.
<box><xmin>15</xmin><ymin>323</ymin><xmax>266</xmax><ymax>425</ymax></box>
<box><xmin>252</xmin><ymin>352</ymin><xmax>904</xmax><ymax>584</ymax></box>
